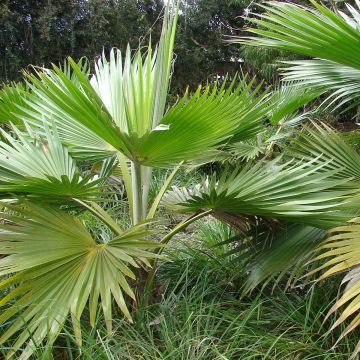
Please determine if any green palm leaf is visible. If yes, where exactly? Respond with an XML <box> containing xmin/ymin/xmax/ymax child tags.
<box><xmin>0</xmin><ymin>17</ymin><xmax>271</xmax><ymax>169</ymax></box>
<box><xmin>0</xmin><ymin>82</ymin><xmax>30</xmax><ymax>125</ymax></box>
<box><xmin>90</xmin><ymin>5</ymin><xmax>177</xmax><ymax>136</ymax></box>
<box><xmin>240</xmin><ymin>0</ymin><xmax>360</xmax><ymax>66</ymax></box>
<box><xmin>2</xmin><ymin>60</ymin><xmax>271</xmax><ymax>167</ymax></box>
<box><xmin>268</xmin><ymin>82</ymin><xmax>322</xmax><ymax>126</ymax></box>
<box><xmin>281</xmin><ymin>60</ymin><xmax>360</xmax><ymax>109</ymax></box>
<box><xmin>133</xmin><ymin>77</ymin><xmax>271</xmax><ymax>166</ymax></box>
<box><xmin>163</xmin><ymin>158</ymin><xmax>355</xmax><ymax>228</ymax></box>
<box><xmin>0</xmin><ymin>124</ymin><xmax>104</xmax><ymax>201</ymax></box>
<box><xmin>243</xmin><ymin>224</ymin><xmax>324</xmax><ymax>294</ymax></box>
<box><xmin>214</xmin><ymin>221</ymin><xmax>326</xmax><ymax>295</ymax></box>
<box><xmin>233</xmin><ymin>0</ymin><xmax>360</xmax><ymax>108</ymax></box>
<box><xmin>0</xmin><ymin>202</ymin><xmax>161</xmax><ymax>359</ymax></box>
<box><xmin>23</xmin><ymin>63</ymin><xmax>126</xmax><ymax>160</ymax></box>
<box><xmin>228</xmin><ymin>140</ymin><xmax>265</xmax><ymax>162</ymax></box>
<box><xmin>288</xmin><ymin>122</ymin><xmax>360</xmax><ymax>182</ymax></box>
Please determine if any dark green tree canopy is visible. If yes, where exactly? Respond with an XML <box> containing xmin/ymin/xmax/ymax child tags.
<box><xmin>1</xmin><ymin>0</ymin><xmax>257</xmax><ymax>89</ymax></box>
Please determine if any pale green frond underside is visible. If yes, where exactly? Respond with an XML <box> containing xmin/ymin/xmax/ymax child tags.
<box><xmin>229</xmin><ymin>141</ymin><xmax>265</xmax><ymax>162</ymax></box>
<box><xmin>0</xmin><ymin>124</ymin><xmax>104</xmax><ymax>201</ymax></box>
<box><xmin>163</xmin><ymin>158</ymin><xmax>355</xmax><ymax>228</ymax></box>
<box><xmin>90</xmin><ymin>2</ymin><xmax>177</xmax><ymax>136</ymax></box>
<box><xmin>0</xmin><ymin>202</ymin><xmax>161</xmax><ymax>359</ymax></box>
<box><xmin>281</xmin><ymin>60</ymin><xmax>360</xmax><ymax>110</ymax></box>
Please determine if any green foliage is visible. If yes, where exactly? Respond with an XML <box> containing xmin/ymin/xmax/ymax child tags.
<box><xmin>0</xmin><ymin>3</ymin><xmax>279</xmax><ymax>356</ymax></box>
<box><xmin>0</xmin><ymin>125</ymin><xmax>104</xmax><ymax>201</ymax></box>
<box><xmin>18</xmin><ymin>249</ymin><xmax>357</xmax><ymax>360</ymax></box>
<box><xmin>1</xmin><ymin>1</ymin><xmax>360</xmax><ymax>358</ymax></box>
<box><xmin>288</xmin><ymin>122</ymin><xmax>360</xmax><ymax>181</ymax></box>
<box><xmin>235</xmin><ymin>0</ymin><xmax>360</xmax><ymax>110</ymax></box>
<box><xmin>229</xmin><ymin>1</ymin><xmax>360</xmax><ymax>354</ymax></box>
<box><xmin>0</xmin><ymin>202</ymin><xmax>160</xmax><ymax>358</ymax></box>
<box><xmin>163</xmin><ymin>157</ymin><xmax>355</xmax><ymax>226</ymax></box>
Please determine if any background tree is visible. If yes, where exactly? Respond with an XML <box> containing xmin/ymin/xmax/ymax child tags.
<box><xmin>0</xmin><ymin>0</ymin><xmax>279</xmax><ymax>88</ymax></box>
<box><xmin>0</xmin><ymin>0</ymin><xmax>163</xmax><ymax>83</ymax></box>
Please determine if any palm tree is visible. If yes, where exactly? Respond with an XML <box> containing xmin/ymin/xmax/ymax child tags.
<box><xmin>0</xmin><ymin>2</ymin><xmax>284</xmax><ymax>358</ymax></box>
<box><xmin>0</xmin><ymin>1</ymin><xmax>357</xmax><ymax>358</ymax></box>
<box><xmin>228</xmin><ymin>0</ymin><xmax>360</xmax><ymax>355</ymax></box>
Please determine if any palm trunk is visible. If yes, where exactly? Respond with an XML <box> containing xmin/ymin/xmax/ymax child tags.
<box><xmin>131</xmin><ymin>161</ymin><xmax>151</xmax><ymax>309</ymax></box>
<box><xmin>131</xmin><ymin>161</ymin><xmax>143</xmax><ymax>225</ymax></box>
<box><xmin>141</xmin><ymin>166</ymin><xmax>152</xmax><ymax>217</ymax></box>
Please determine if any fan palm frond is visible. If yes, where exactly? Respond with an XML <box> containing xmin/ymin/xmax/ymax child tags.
<box><xmin>0</xmin><ymin>202</ymin><xmax>160</xmax><ymax>359</ymax></box>
<box><xmin>242</xmin><ymin>224</ymin><xmax>324</xmax><ymax>294</ymax></box>
<box><xmin>133</xmin><ymin>77</ymin><xmax>271</xmax><ymax>167</ymax></box>
<box><xmin>0</xmin><ymin>10</ymin><xmax>272</xmax><ymax>169</ymax></box>
<box><xmin>0</xmin><ymin>124</ymin><xmax>104</xmax><ymax>201</ymax></box>
<box><xmin>0</xmin><ymin>82</ymin><xmax>30</xmax><ymax>126</ymax></box>
<box><xmin>310</xmin><ymin>218</ymin><xmax>360</xmax><ymax>357</ymax></box>
<box><xmin>269</xmin><ymin>82</ymin><xmax>322</xmax><ymax>126</ymax></box>
<box><xmin>163</xmin><ymin>158</ymin><xmax>355</xmax><ymax>228</ymax></box>
<box><xmin>228</xmin><ymin>140</ymin><xmax>265</xmax><ymax>162</ymax></box>
<box><xmin>289</xmin><ymin>122</ymin><xmax>360</xmax><ymax>182</ymax></box>
<box><xmin>1</xmin><ymin>58</ymin><xmax>272</xmax><ymax>167</ymax></box>
<box><xmin>233</xmin><ymin>0</ymin><xmax>360</xmax><ymax>108</ymax></box>
<box><xmin>282</xmin><ymin>60</ymin><xmax>360</xmax><ymax>109</ymax></box>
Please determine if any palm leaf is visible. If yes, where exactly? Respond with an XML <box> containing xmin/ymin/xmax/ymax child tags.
<box><xmin>23</xmin><ymin>62</ymin><xmax>126</xmax><ymax>160</ymax></box>
<box><xmin>132</xmin><ymin>77</ymin><xmax>271</xmax><ymax>167</ymax></box>
<box><xmin>310</xmin><ymin>217</ymin><xmax>360</xmax><ymax>356</ymax></box>
<box><xmin>233</xmin><ymin>0</ymin><xmax>360</xmax><ymax>108</ymax></box>
<box><xmin>281</xmin><ymin>60</ymin><xmax>360</xmax><ymax>109</ymax></box>
<box><xmin>91</xmin><ymin>4</ymin><xmax>177</xmax><ymax>135</ymax></box>
<box><xmin>0</xmin><ymin>5</ymin><xmax>178</xmax><ymax>163</ymax></box>
<box><xmin>242</xmin><ymin>224</ymin><xmax>324</xmax><ymax>294</ymax></box>
<box><xmin>163</xmin><ymin>158</ymin><xmax>355</xmax><ymax>228</ymax></box>
<box><xmin>0</xmin><ymin>124</ymin><xmax>104</xmax><ymax>201</ymax></box>
<box><xmin>229</xmin><ymin>140</ymin><xmax>265</xmax><ymax>162</ymax></box>
<box><xmin>238</xmin><ymin>1</ymin><xmax>360</xmax><ymax>68</ymax></box>
<box><xmin>0</xmin><ymin>14</ymin><xmax>271</xmax><ymax>168</ymax></box>
<box><xmin>288</xmin><ymin>122</ymin><xmax>360</xmax><ymax>182</ymax></box>
<box><xmin>268</xmin><ymin>82</ymin><xmax>321</xmax><ymax>126</ymax></box>
<box><xmin>0</xmin><ymin>202</ymin><xmax>161</xmax><ymax>359</ymax></box>
<box><xmin>0</xmin><ymin>82</ymin><xmax>30</xmax><ymax>125</ymax></box>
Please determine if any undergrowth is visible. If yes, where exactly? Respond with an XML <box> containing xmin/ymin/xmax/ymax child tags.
<box><xmin>2</xmin><ymin>218</ymin><xmax>357</xmax><ymax>359</ymax></box>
